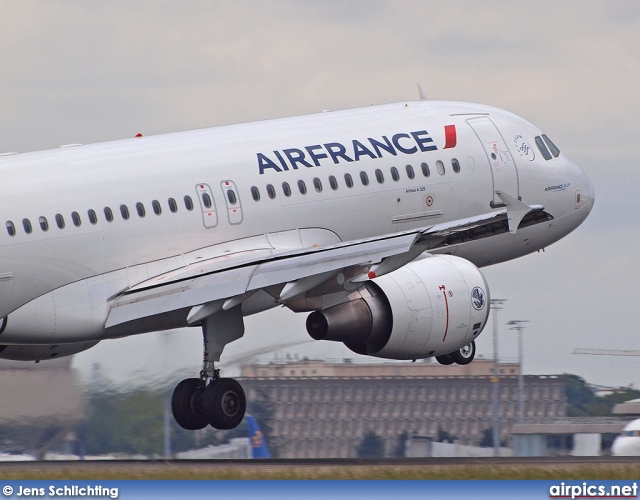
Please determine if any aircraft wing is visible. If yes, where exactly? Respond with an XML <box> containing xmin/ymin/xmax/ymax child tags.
<box><xmin>105</xmin><ymin>203</ymin><xmax>550</xmax><ymax>329</ymax></box>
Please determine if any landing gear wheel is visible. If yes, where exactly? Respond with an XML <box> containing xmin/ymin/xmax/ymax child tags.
<box><xmin>452</xmin><ymin>340</ymin><xmax>476</xmax><ymax>365</ymax></box>
<box><xmin>203</xmin><ymin>378</ymin><xmax>246</xmax><ymax>430</ymax></box>
<box><xmin>436</xmin><ymin>353</ymin><xmax>455</xmax><ymax>365</ymax></box>
<box><xmin>171</xmin><ymin>378</ymin><xmax>208</xmax><ymax>430</ymax></box>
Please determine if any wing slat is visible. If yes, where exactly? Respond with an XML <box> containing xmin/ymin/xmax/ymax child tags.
<box><xmin>105</xmin><ymin>205</ymin><xmax>551</xmax><ymax>329</ymax></box>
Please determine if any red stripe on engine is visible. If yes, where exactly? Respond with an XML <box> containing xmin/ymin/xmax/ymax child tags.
<box><xmin>440</xmin><ymin>285</ymin><xmax>450</xmax><ymax>341</ymax></box>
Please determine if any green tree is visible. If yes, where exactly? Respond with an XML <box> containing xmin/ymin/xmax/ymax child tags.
<box><xmin>77</xmin><ymin>388</ymin><xmax>223</xmax><ymax>456</ymax></box>
<box><xmin>565</xmin><ymin>374</ymin><xmax>596</xmax><ymax>416</ymax></box>
<box><xmin>565</xmin><ymin>374</ymin><xmax>640</xmax><ymax>417</ymax></box>
<box><xmin>77</xmin><ymin>389</ymin><xmax>165</xmax><ymax>456</ymax></box>
<box><xmin>357</xmin><ymin>431</ymin><xmax>385</xmax><ymax>458</ymax></box>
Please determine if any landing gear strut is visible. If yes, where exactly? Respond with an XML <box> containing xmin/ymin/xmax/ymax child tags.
<box><xmin>171</xmin><ymin>306</ymin><xmax>247</xmax><ymax>430</ymax></box>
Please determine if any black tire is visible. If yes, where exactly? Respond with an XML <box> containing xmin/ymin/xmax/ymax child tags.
<box><xmin>171</xmin><ymin>378</ymin><xmax>208</xmax><ymax>430</ymax></box>
<box><xmin>452</xmin><ymin>340</ymin><xmax>476</xmax><ymax>365</ymax></box>
<box><xmin>436</xmin><ymin>353</ymin><xmax>455</xmax><ymax>365</ymax></box>
<box><xmin>203</xmin><ymin>378</ymin><xmax>246</xmax><ymax>430</ymax></box>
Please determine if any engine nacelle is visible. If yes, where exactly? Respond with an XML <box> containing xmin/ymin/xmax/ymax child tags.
<box><xmin>306</xmin><ymin>255</ymin><xmax>490</xmax><ymax>360</ymax></box>
<box><xmin>0</xmin><ymin>341</ymin><xmax>99</xmax><ymax>361</ymax></box>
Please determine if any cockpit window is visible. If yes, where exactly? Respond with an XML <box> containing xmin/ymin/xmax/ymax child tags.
<box><xmin>542</xmin><ymin>134</ymin><xmax>560</xmax><ymax>158</ymax></box>
<box><xmin>535</xmin><ymin>136</ymin><xmax>552</xmax><ymax>161</ymax></box>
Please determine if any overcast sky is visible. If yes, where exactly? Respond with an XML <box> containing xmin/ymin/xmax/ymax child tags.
<box><xmin>1</xmin><ymin>1</ymin><xmax>639</xmax><ymax>390</ymax></box>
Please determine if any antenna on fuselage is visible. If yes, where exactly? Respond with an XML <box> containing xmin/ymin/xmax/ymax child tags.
<box><xmin>417</xmin><ymin>83</ymin><xmax>428</xmax><ymax>101</ymax></box>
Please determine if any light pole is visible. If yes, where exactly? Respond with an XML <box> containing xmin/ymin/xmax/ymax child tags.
<box><xmin>490</xmin><ymin>298</ymin><xmax>506</xmax><ymax>456</ymax></box>
<box><xmin>507</xmin><ymin>320</ymin><xmax>529</xmax><ymax>425</ymax></box>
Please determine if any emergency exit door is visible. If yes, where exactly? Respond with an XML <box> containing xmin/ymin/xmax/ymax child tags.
<box><xmin>467</xmin><ymin>117</ymin><xmax>520</xmax><ymax>207</ymax></box>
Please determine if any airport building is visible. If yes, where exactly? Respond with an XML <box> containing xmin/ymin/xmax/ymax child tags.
<box><xmin>0</xmin><ymin>358</ymin><xmax>86</xmax><ymax>459</ymax></box>
<box><xmin>240</xmin><ymin>358</ymin><xmax>567</xmax><ymax>458</ymax></box>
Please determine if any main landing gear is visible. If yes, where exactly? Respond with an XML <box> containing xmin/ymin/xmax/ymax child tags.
<box><xmin>171</xmin><ymin>375</ymin><xmax>246</xmax><ymax>430</ymax></box>
<box><xmin>435</xmin><ymin>340</ymin><xmax>476</xmax><ymax>366</ymax></box>
<box><xmin>171</xmin><ymin>306</ymin><xmax>247</xmax><ymax>431</ymax></box>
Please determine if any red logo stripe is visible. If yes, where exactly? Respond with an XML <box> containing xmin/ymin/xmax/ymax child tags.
<box><xmin>443</xmin><ymin>124</ymin><xmax>457</xmax><ymax>149</ymax></box>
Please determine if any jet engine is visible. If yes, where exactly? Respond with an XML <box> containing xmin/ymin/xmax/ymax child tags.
<box><xmin>0</xmin><ymin>341</ymin><xmax>99</xmax><ymax>361</ymax></box>
<box><xmin>306</xmin><ymin>255</ymin><xmax>489</xmax><ymax>360</ymax></box>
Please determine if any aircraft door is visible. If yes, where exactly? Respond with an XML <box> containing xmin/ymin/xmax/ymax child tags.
<box><xmin>221</xmin><ymin>180</ymin><xmax>243</xmax><ymax>225</ymax></box>
<box><xmin>467</xmin><ymin>117</ymin><xmax>519</xmax><ymax>207</ymax></box>
<box><xmin>195</xmin><ymin>183</ymin><xmax>219</xmax><ymax>228</ymax></box>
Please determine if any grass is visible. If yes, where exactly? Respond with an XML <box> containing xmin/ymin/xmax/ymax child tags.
<box><xmin>1</xmin><ymin>463</ymin><xmax>639</xmax><ymax>480</ymax></box>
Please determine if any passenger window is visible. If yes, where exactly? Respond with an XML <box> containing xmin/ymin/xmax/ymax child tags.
<box><xmin>436</xmin><ymin>160</ymin><xmax>445</xmax><ymax>175</ymax></box>
<box><xmin>88</xmin><ymin>209</ymin><xmax>98</xmax><ymax>224</ymax></box>
<box><xmin>375</xmin><ymin>169</ymin><xmax>384</xmax><ymax>184</ymax></box>
<box><xmin>184</xmin><ymin>195</ymin><xmax>194</xmax><ymax>210</ymax></box>
<box><xmin>72</xmin><ymin>211</ymin><xmax>81</xmax><ymax>226</ymax></box>
<box><xmin>120</xmin><ymin>205</ymin><xmax>130</xmax><ymax>220</ymax></box>
<box><xmin>6</xmin><ymin>221</ymin><xmax>15</xmax><ymax>236</ymax></box>
<box><xmin>39</xmin><ymin>216</ymin><xmax>49</xmax><ymax>231</ymax></box>
<box><xmin>202</xmin><ymin>193</ymin><xmax>212</xmax><ymax>208</ymax></box>
<box><xmin>55</xmin><ymin>214</ymin><xmax>65</xmax><ymax>229</ymax></box>
<box><xmin>267</xmin><ymin>184</ymin><xmax>276</xmax><ymax>199</ymax></box>
<box><xmin>344</xmin><ymin>173</ymin><xmax>354</xmax><ymax>188</ymax></box>
<box><xmin>251</xmin><ymin>186</ymin><xmax>260</xmax><ymax>201</ymax></box>
<box><xmin>136</xmin><ymin>202</ymin><xmax>146</xmax><ymax>217</ymax></box>
<box><xmin>329</xmin><ymin>175</ymin><xmax>338</xmax><ymax>190</ymax></box>
<box><xmin>405</xmin><ymin>165</ymin><xmax>415</xmax><ymax>179</ymax></box>
<box><xmin>390</xmin><ymin>166</ymin><xmax>399</xmax><ymax>181</ymax></box>
<box><xmin>225</xmin><ymin>190</ymin><xmax>236</xmax><ymax>204</ymax></box>
<box><xmin>451</xmin><ymin>158</ymin><xmax>460</xmax><ymax>173</ymax></box>
<box><xmin>313</xmin><ymin>177</ymin><xmax>323</xmax><ymax>193</ymax></box>
<box><xmin>104</xmin><ymin>207</ymin><xmax>113</xmax><ymax>222</ymax></box>
<box><xmin>542</xmin><ymin>134</ymin><xmax>560</xmax><ymax>158</ymax></box>
<box><xmin>535</xmin><ymin>136</ymin><xmax>552</xmax><ymax>161</ymax></box>
<box><xmin>152</xmin><ymin>200</ymin><xmax>162</xmax><ymax>215</ymax></box>
<box><xmin>297</xmin><ymin>180</ymin><xmax>307</xmax><ymax>195</ymax></box>
<box><xmin>168</xmin><ymin>198</ymin><xmax>178</xmax><ymax>213</ymax></box>
<box><xmin>421</xmin><ymin>162</ymin><xmax>430</xmax><ymax>177</ymax></box>
<box><xmin>282</xmin><ymin>182</ymin><xmax>292</xmax><ymax>197</ymax></box>
<box><xmin>22</xmin><ymin>219</ymin><xmax>32</xmax><ymax>234</ymax></box>
<box><xmin>360</xmin><ymin>171</ymin><xmax>369</xmax><ymax>186</ymax></box>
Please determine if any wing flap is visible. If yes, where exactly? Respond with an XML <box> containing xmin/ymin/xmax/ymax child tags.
<box><xmin>105</xmin><ymin>265</ymin><xmax>257</xmax><ymax>328</ymax></box>
<box><xmin>106</xmin><ymin>233</ymin><xmax>418</xmax><ymax>328</ymax></box>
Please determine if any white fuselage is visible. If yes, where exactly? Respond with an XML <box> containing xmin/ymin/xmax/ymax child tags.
<box><xmin>0</xmin><ymin>100</ymin><xmax>594</xmax><ymax>347</ymax></box>
<box><xmin>612</xmin><ymin>419</ymin><xmax>640</xmax><ymax>456</ymax></box>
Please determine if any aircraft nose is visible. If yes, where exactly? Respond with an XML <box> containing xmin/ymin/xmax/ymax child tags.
<box><xmin>579</xmin><ymin>164</ymin><xmax>595</xmax><ymax>213</ymax></box>
<box><xmin>568</xmin><ymin>158</ymin><xmax>595</xmax><ymax>223</ymax></box>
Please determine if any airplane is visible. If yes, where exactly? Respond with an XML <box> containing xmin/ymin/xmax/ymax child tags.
<box><xmin>0</xmin><ymin>91</ymin><xmax>594</xmax><ymax>432</ymax></box>
<box><xmin>612</xmin><ymin>418</ymin><xmax>640</xmax><ymax>456</ymax></box>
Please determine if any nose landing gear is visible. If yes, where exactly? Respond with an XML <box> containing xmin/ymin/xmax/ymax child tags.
<box><xmin>171</xmin><ymin>306</ymin><xmax>247</xmax><ymax>431</ymax></box>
